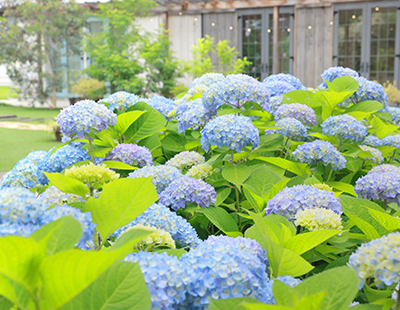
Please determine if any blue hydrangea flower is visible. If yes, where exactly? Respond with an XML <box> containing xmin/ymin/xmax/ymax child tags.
<box><xmin>262</xmin><ymin>276</ymin><xmax>302</xmax><ymax>304</ymax></box>
<box><xmin>176</xmin><ymin>98</ymin><xmax>214</xmax><ymax>133</ymax></box>
<box><xmin>128</xmin><ymin>165</ymin><xmax>183</xmax><ymax>194</ymax></box>
<box><xmin>265</xmin><ymin>185</ymin><xmax>342</xmax><ymax>218</ymax></box>
<box><xmin>262</xmin><ymin>95</ymin><xmax>283</xmax><ymax>114</ymax></box>
<box><xmin>0</xmin><ymin>158</ymin><xmax>43</xmax><ymax>189</ymax></box>
<box><xmin>0</xmin><ymin>223</ymin><xmax>40</xmax><ymax>237</ymax></box>
<box><xmin>38</xmin><ymin>185</ymin><xmax>82</xmax><ymax>207</ymax></box>
<box><xmin>322</xmin><ymin>114</ymin><xmax>367</xmax><ymax>142</ymax></box>
<box><xmin>274</xmin><ymin>103</ymin><xmax>317</xmax><ymax>126</ymax></box>
<box><xmin>263</xmin><ymin>73</ymin><xmax>305</xmax><ymax>90</ymax></box>
<box><xmin>25</xmin><ymin>150</ymin><xmax>47</xmax><ymax>165</ymax></box>
<box><xmin>275</xmin><ymin>117</ymin><xmax>308</xmax><ymax>141</ymax></box>
<box><xmin>369</xmin><ymin>164</ymin><xmax>400</xmax><ymax>175</ymax></box>
<box><xmin>57</xmin><ymin>100</ymin><xmax>117</xmax><ymax>139</ymax></box>
<box><xmin>348</xmin><ymin>232</ymin><xmax>400</xmax><ymax>288</ymax></box>
<box><xmin>358</xmin><ymin>145</ymin><xmax>383</xmax><ymax>164</ymax></box>
<box><xmin>385</xmin><ymin>107</ymin><xmax>400</xmax><ymax>125</ymax></box>
<box><xmin>382</xmin><ymin>135</ymin><xmax>400</xmax><ymax>148</ymax></box>
<box><xmin>263</xmin><ymin>80</ymin><xmax>296</xmax><ymax>97</ymax></box>
<box><xmin>124</xmin><ymin>251</ymin><xmax>194</xmax><ymax>310</ymax></box>
<box><xmin>113</xmin><ymin>203</ymin><xmax>201</xmax><ymax>248</ymax></box>
<box><xmin>293</xmin><ymin>140</ymin><xmax>347</xmax><ymax>170</ymax></box>
<box><xmin>99</xmin><ymin>91</ymin><xmax>142</xmax><ymax>113</ymax></box>
<box><xmin>202</xmin><ymin>74</ymin><xmax>269</xmax><ymax>111</ymax></box>
<box><xmin>200</xmin><ymin>114</ymin><xmax>259</xmax><ymax>152</ymax></box>
<box><xmin>351</xmin><ymin>77</ymin><xmax>389</xmax><ymax>107</ymax></box>
<box><xmin>319</xmin><ymin>66</ymin><xmax>359</xmax><ymax>88</ymax></box>
<box><xmin>0</xmin><ymin>187</ymin><xmax>48</xmax><ymax>225</ymax></box>
<box><xmin>191</xmin><ymin>73</ymin><xmax>226</xmax><ymax>88</ymax></box>
<box><xmin>361</xmin><ymin>135</ymin><xmax>383</xmax><ymax>147</ymax></box>
<box><xmin>41</xmin><ymin>204</ymin><xmax>96</xmax><ymax>249</ymax></box>
<box><xmin>105</xmin><ymin>143</ymin><xmax>153</xmax><ymax>167</ymax></box>
<box><xmin>355</xmin><ymin>171</ymin><xmax>400</xmax><ymax>204</ymax></box>
<box><xmin>165</xmin><ymin>151</ymin><xmax>205</xmax><ymax>171</ymax></box>
<box><xmin>180</xmin><ymin>236</ymin><xmax>269</xmax><ymax>309</ymax></box>
<box><xmin>159</xmin><ymin>176</ymin><xmax>216</xmax><ymax>210</ymax></box>
<box><xmin>147</xmin><ymin>96</ymin><xmax>177</xmax><ymax>121</ymax></box>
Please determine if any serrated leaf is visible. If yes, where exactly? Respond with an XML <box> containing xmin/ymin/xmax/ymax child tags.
<box><xmin>282</xmin><ymin>90</ymin><xmax>321</xmax><ymax>109</ymax></box>
<box><xmin>325</xmin><ymin>181</ymin><xmax>356</xmax><ymax>196</ymax></box>
<box><xmin>254</xmin><ymin>157</ymin><xmax>311</xmax><ymax>177</ymax></box>
<box><xmin>115</xmin><ymin>111</ymin><xmax>146</xmax><ymax>135</ymax></box>
<box><xmin>363</xmin><ymin>284</ymin><xmax>394</xmax><ymax>303</ymax></box>
<box><xmin>138</xmin><ymin>134</ymin><xmax>161</xmax><ymax>152</ymax></box>
<box><xmin>85</xmin><ymin>178</ymin><xmax>158</xmax><ymax>242</ymax></box>
<box><xmin>243</xmin><ymin>165</ymin><xmax>281</xmax><ymax>197</ymax></box>
<box><xmin>222</xmin><ymin>164</ymin><xmax>252</xmax><ymax>188</ymax></box>
<box><xmin>264</xmin><ymin>179</ymin><xmax>291</xmax><ymax>202</ymax></box>
<box><xmin>43</xmin><ymin>172</ymin><xmax>89</xmax><ymax>198</ymax></box>
<box><xmin>284</xmin><ymin>230</ymin><xmax>342</xmax><ymax>255</ymax></box>
<box><xmin>102</xmin><ymin>160</ymin><xmax>137</xmax><ymax>170</ymax></box>
<box><xmin>215</xmin><ymin>188</ymin><xmax>231</xmax><ymax>206</ymax></box>
<box><xmin>197</xmin><ymin>207</ymin><xmax>239</xmax><ymax>234</ymax></box>
<box><xmin>368</xmin><ymin>208</ymin><xmax>400</xmax><ymax>232</ymax></box>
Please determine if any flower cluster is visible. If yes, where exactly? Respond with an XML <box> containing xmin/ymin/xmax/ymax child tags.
<box><xmin>118</xmin><ymin>224</ymin><xmax>175</xmax><ymax>250</ymax></box>
<box><xmin>128</xmin><ymin>165</ymin><xmax>183</xmax><ymax>193</ymax></box>
<box><xmin>165</xmin><ymin>151</ymin><xmax>205</xmax><ymax>171</ymax></box>
<box><xmin>38</xmin><ymin>185</ymin><xmax>82</xmax><ymax>207</ymax></box>
<box><xmin>382</xmin><ymin>135</ymin><xmax>400</xmax><ymax>148</ymax></box>
<box><xmin>319</xmin><ymin>66</ymin><xmax>359</xmax><ymax>88</ymax></box>
<box><xmin>57</xmin><ymin>100</ymin><xmax>117</xmax><ymax>138</ymax></box>
<box><xmin>322</xmin><ymin>114</ymin><xmax>367</xmax><ymax>142</ymax></box>
<box><xmin>275</xmin><ymin>117</ymin><xmax>308</xmax><ymax>141</ymax></box>
<box><xmin>0</xmin><ymin>223</ymin><xmax>40</xmax><ymax>237</ymax></box>
<box><xmin>40</xmin><ymin>204</ymin><xmax>96</xmax><ymax>249</ymax></box>
<box><xmin>263</xmin><ymin>80</ymin><xmax>296</xmax><ymax>97</ymax></box>
<box><xmin>65</xmin><ymin>162</ymin><xmax>119</xmax><ymax>188</ymax></box>
<box><xmin>274</xmin><ymin>103</ymin><xmax>317</xmax><ymax>126</ymax></box>
<box><xmin>202</xmin><ymin>74</ymin><xmax>269</xmax><ymax>111</ymax></box>
<box><xmin>200</xmin><ymin>114</ymin><xmax>259</xmax><ymax>152</ymax></box>
<box><xmin>358</xmin><ymin>145</ymin><xmax>383</xmax><ymax>164</ymax></box>
<box><xmin>369</xmin><ymin>164</ymin><xmax>400</xmax><ymax>175</ymax></box>
<box><xmin>147</xmin><ymin>96</ymin><xmax>177</xmax><ymax>120</ymax></box>
<box><xmin>355</xmin><ymin>170</ymin><xmax>400</xmax><ymax>204</ymax></box>
<box><xmin>262</xmin><ymin>276</ymin><xmax>302</xmax><ymax>304</ymax></box>
<box><xmin>25</xmin><ymin>150</ymin><xmax>48</xmax><ymax>165</ymax></box>
<box><xmin>0</xmin><ymin>158</ymin><xmax>43</xmax><ymax>189</ymax></box>
<box><xmin>361</xmin><ymin>135</ymin><xmax>383</xmax><ymax>147</ymax></box>
<box><xmin>263</xmin><ymin>73</ymin><xmax>305</xmax><ymax>90</ymax></box>
<box><xmin>352</xmin><ymin>77</ymin><xmax>389</xmax><ymax>107</ymax></box>
<box><xmin>295</xmin><ymin>207</ymin><xmax>343</xmax><ymax>231</ymax></box>
<box><xmin>187</xmin><ymin>163</ymin><xmax>218</xmax><ymax>180</ymax></box>
<box><xmin>159</xmin><ymin>176</ymin><xmax>216</xmax><ymax>210</ymax></box>
<box><xmin>348</xmin><ymin>232</ymin><xmax>400</xmax><ymax>288</ymax></box>
<box><xmin>190</xmin><ymin>73</ymin><xmax>225</xmax><ymax>88</ymax></box>
<box><xmin>176</xmin><ymin>98</ymin><xmax>214</xmax><ymax>133</ymax></box>
<box><xmin>99</xmin><ymin>91</ymin><xmax>141</xmax><ymax>113</ymax></box>
<box><xmin>114</xmin><ymin>203</ymin><xmax>201</xmax><ymax>248</ymax></box>
<box><xmin>293</xmin><ymin>140</ymin><xmax>347</xmax><ymax>170</ymax></box>
<box><xmin>105</xmin><ymin>143</ymin><xmax>153</xmax><ymax>167</ymax></box>
<box><xmin>386</xmin><ymin>106</ymin><xmax>400</xmax><ymax>125</ymax></box>
<box><xmin>265</xmin><ymin>185</ymin><xmax>342</xmax><ymax>218</ymax></box>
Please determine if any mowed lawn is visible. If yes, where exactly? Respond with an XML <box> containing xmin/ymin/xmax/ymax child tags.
<box><xmin>0</xmin><ymin>86</ymin><xmax>18</xmax><ymax>100</ymax></box>
<box><xmin>0</xmin><ymin>128</ymin><xmax>60</xmax><ymax>172</ymax></box>
<box><xmin>0</xmin><ymin>102</ymin><xmax>60</xmax><ymax>122</ymax></box>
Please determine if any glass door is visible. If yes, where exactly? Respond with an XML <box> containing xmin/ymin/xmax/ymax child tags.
<box><xmin>334</xmin><ymin>1</ymin><xmax>400</xmax><ymax>87</ymax></box>
<box><xmin>238</xmin><ymin>7</ymin><xmax>294</xmax><ymax>80</ymax></box>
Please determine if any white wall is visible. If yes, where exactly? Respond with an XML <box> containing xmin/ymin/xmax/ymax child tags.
<box><xmin>0</xmin><ymin>65</ymin><xmax>12</xmax><ymax>87</ymax></box>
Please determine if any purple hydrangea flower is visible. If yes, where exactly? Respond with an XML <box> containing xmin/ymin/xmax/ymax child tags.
<box><xmin>369</xmin><ymin>164</ymin><xmax>400</xmax><ymax>175</ymax></box>
<box><xmin>361</xmin><ymin>135</ymin><xmax>383</xmax><ymax>147</ymax></box>
<box><xmin>322</xmin><ymin>114</ymin><xmax>367</xmax><ymax>142</ymax></box>
<box><xmin>57</xmin><ymin>100</ymin><xmax>117</xmax><ymax>139</ymax></box>
<box><xmin>147</xmin><ymin>96</ymin><xmax>176</xmax><ymax>120</ymax></box>
<box><xmin>274</xmin><ymin>103</ymin><xmax>317</xmax><ymax>126</ymax></box>
<box><xmin>159</xmin><ymin>176</ymin><xmax>216</xmax><ymax>210</ymax></box>
<box><xmin>275</xmin><ymin>117</ymin><xmax>308</xmax><ymax>141</ymax></box>
<box><xmin>293</xmin><ymin>140</ymin><xmax>346</xmax><ymax>170</ymax></box>
<box><xmin>200</xmin><ymin>114</ymin><xmax>259</xmax><ymax>152</ymax></box>
<box><xmin>263</xmin><ymin>80</ymin><xmax>296</xmax><ymax>97</ymax></box>
<box><xmin>386</xmin><ymin>107</ymin><xmax>400</xmax><ymax>125</ymax></box>
<box><xmin>358</xmin><ymin>145</ymin><xmax>383</xmax><ymax>164</ymax></box>
<box><xmin>165</xmin><ymin>151</ymin><xmax>205</xmax><ymax>171</ymax></box>
<box><xmin>176</xmin><ymin>98</ymin><xmax>214</xmax><ymax>133</ymax></box>
<box><xmin>191</xmin><ymin>73</ymin><xmax>226</xmax><ymax>88</ymax></box>
<box><xmin>105</xmin><ymin>143</ymin><xmax>153</xmax><ymax>167</ymax></box>
<box><xmin>352</xmin><ymin>77</ymin><xmax>389</xmax><ymax>108</ymax></box>
<box><xmin>265</xmin><ymin>185</ymin><xmax>342</xmax><ymax>218</ymax></box>
<box><xmin>319</xmin><ymin>66</ymin><xmax>359</xmax><ymax>88</ymax></box>
<box><xmin>263</xmin><ymin>73</ymin><xmax>305</xmax><ymax>90</ymax></box>
<box><xmin>262</xmin><ymin>95</ymin><xmax>283</xmax><ymax>114</ymax></box>
<box><xmin>99</xmin><ymin>91</ymin><xmax>142</xmax><ymax>113</ymax></box>
<box><xmin>382</xmin><ymin>135</ymin><xmax>400</xmax><ymax>148</ymax></box>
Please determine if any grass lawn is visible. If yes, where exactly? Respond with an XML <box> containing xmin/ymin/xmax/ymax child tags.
<box><xmin>0</xmin><ymin>102</ymin><xmax>60</xmax><ymax>122</ymax></box>
<box><xmin>0</xmin><ymin>86</ymin><xmax>18</xmax><ymax>100</ymax></box>
<box><xmin>0</xmin><ymin>128</ymin><xmax>60</xmax><ymax>172</ymax></box>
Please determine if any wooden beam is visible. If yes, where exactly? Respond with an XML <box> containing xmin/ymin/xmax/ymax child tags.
<box><xmin>273</xmin><ymin>6</ymin><xmax>279</xmax><ymax>74</ymax></box>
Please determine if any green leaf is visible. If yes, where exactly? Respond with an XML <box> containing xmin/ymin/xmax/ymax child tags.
<box><xmin>102</xmin><ymin>160</ymin><xmax>137</xmax><ymax>170</ymax></box>
<box><xmin>197</xmin><ymin>207</ymin><xmax>239</xmax><ymax>234</ymax></box>
<box><xmin>368</xmin><ymin>115</ymin><xmax>400</xmax><ymax>139</ymax></box>
<box><xmin>257</xmin><ymin>134</ymin><xmax>285</xmax><ymax>150</ymax></box>
<box><xmin>264</xmin><ymin>179</ymin><xmax>291</xmax><ymax>202</ymax></box>
<box><xmin>85</xmin><ymin>178</ymin><xmax>158</xmax><ymax>242</ymax></box>
<box><xmin>243</xmin><ymin>165</ymin><xmax>281</xmax><ymax>197</ymax></box>
<box><xmin>249</xmin><ymin>213</ymin><xmax>281</xmax><ymax>244</ymax></box>
<box><xmin>138</xmin><ymin>134</ymin><xmax>162</xmax><ymax>152</ymax></box>
<box><xmin>222</xmin><ymin>164</ymin><xmax>252</xmax><ymax>188</ymax></box>
<box><xmin>61</xmin><ymin>262</ymin><xmax>151</xmax><ymax>310</ymax></box>
<box><xmin>115</xmin><ymin>111</ymin><xmax>146</xmax><ymax>135</ymax></box>
<box><xmin>30</xmin><ymin>216</ymin><xmax>83</xmax><ymax>256</ymax></box>
<box><xmin>209</xmin><ymin>297</ymin><xmax>259</xmax><ymax>310</ymax></box>
<box><xmin>0</xmin><ymin>297</ymin><xmax>13</xmax><ymax>310</ymax></box>
<box><xmin>214</xmin><ymin>188</ymin><xmax>231</xmax><ymax>206</ymax></box>
<box><xmin>244</xmin><ymin>304</ymin><xmax>292</xmax><ymax>310</ymax></box>
<box><xmin>43</xmin><ymin>172</ymin><xmax>89</xmax><ymax>198</ymax></box>
<box><xmin>125</xmin><ymin>102</ymin><xmax>166</xmax><ymax>142</ymax></box>
<box><xmin>156</xmin><ymin>249</ymin><xmax>187</xmax><ymax>258</ymax></box>
<box><xmin>294</xmin><ymin>266</ymin><xmax>359</xmax><ymax>310</ymax></box>
<box><xmin>328</xmin><ymin>76</ymin><xmax>359</xmax><ymax>92</ymax></box>
<box><xmin>266</xmin><ymin>214</ymin><xmax>296</xmax><ymax>236</ymax></box>
<box><xmin>243</xmin><ymin>187</ymin><xmax>265</xmax><ymax>213</ymax></box>
<box><xmin>345</xmin><ymin>101</ymin><xmax>383</xmax><ymax>120</ymax></box>
<box><xmin>325</xmin><ymin>181</ymin><xmax>356</xmax><ymax>196</ymax></box>
<box><xmin>282</xmin><ymin>90</ymin><xmax>321</xmax><ymax>109</ymax></box>
<box><xmin>39</xmin><ymin>229</ymin><xmax>151</xmax><ymax>310</ymax></box>
<box><xmin>253</xmin><ymin>157</ymin><xmax>311</xmax><ymax>177</ymax></box>
<box><xmin>284</xmin><ymin>230</ymin><xmax>342</xmax><ymax>255</ymax></box>
<box><xmin>368</xmin><ymin>208</ymin><xmax>400</xmax><ymax>232</ymax></box>
<box><xmin>272</xmin><ymin>280</ymin><xmax>300</xmax><ymax>307</ymax></box>
<box><xmin>363</xmin><ymin>284</ymin><xmax>394</xmax><ymax>303</ymax></box>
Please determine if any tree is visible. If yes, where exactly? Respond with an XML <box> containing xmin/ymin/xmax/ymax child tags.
<box><xmin>0</xmin><ymin>0</ymin><xmax>88</xmax><ymax>108</ymax></box>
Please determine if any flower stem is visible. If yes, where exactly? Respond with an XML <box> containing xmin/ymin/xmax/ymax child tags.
<box><xmin>326</xmin><ymin>169</ymin><xmax>334</xmax><ymax>182</ymax></box>
<box><xmin>88</xmin><ymin>138</ymin><xmax>95</xmax><ymax>164</ymax></box>
<box><xmin>235</xmin><ymin>186</ymin><xmax>241</xmax><ymax>229</ymax></box>
<box><xmin>389</xmin><ymin>150</ymin><xmax>396</xmax><ymax>163</ymax></box>
<box><xmin>231</xmin><ymin>149</ymin><xmax>235</xmax><ymax>164</ymax></box>
<box><xmin>337</xmin><ymin>136</ymin><xmax>343</xmax><ymax>152</ymax></box>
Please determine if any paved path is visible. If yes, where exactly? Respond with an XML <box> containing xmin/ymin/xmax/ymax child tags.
<box><xmin>0</xmin><ymin>121</ymin><xmax>50</xmax><ymax>131</ymax></box>
<box><xmin>1</xmin><ymin>98</ymin><xmax>70</xmax><ymax>109</ymax></box>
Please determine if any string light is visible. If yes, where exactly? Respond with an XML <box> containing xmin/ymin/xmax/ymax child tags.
<box><xmin>229</xmin><ymin>26</ymin><xmax>233</xmax><ymax>30</ymax></box>
<box><xmin>267</xmin><ymin>29</ymin><xmax>271</xmax><ymax>33</ymax></box>
<box><xmin>179</xmin><ymin>12</ymin><xmax>182</xmax><ymax>16</ymax></box>
<box><xmin>375</xmin><ymin>7</ymin><xmax>379</xmax><ymax>11</ymax></box>
<box><xmin>287</xmin><ymin>28</ymin><xmax>291</xmax><ymax>32</ymax></box>
<box><xmin>247</xmin><ymin>28</ymin><xmax>251</xmax><ymax>32</ymax></box>
<box><xmin>352</xmin><ymin>15</ymin><xmax>356</xmax><ymax>19</ymax></box>
<box><xmin>194</xmin><ymin>17</ymin><xmax>198</xmax><ymax>21</ymax></box>
<box><xmin>308</xmin><ymin>25</ymin><xmax>312</xmax><ymax>29</ymax></box>
<box><xmin>211</xmin><ymin>22</ymin><xmax>215</xmax><ymax>26</ymax></box>
<box><xmin>330</xmin><ymin>21</ymin><xmax>333</xmax><ymax>25</ymax></box>
<box><xmin>150</xmin><ymin>18</ymin><xmax>153</xmax><ymax>22</ymax></box>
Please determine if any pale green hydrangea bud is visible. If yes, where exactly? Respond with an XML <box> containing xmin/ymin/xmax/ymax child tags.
<box><xmin>65</xmin><ymin>162</ymin><xmax>119</xmax><ymax>188</ymax></box>
<box><xmin>187</xmin><ymin>163</ymin><xmax>219</xmax><ymax>179</ymax></box>
<box><xmin>120</xmin><ymin>224</ymin><xmax>176</xmax><ymax>251</ymax></box>
<box><xmin>312</xmin><ymin>183</ymin><xmax>333</xmax><ymax>192</ymax></box>
<box><xmin>295</xmin><ymin>207</ymin><xmax>343</xmax><ymax>231</ymax></box>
